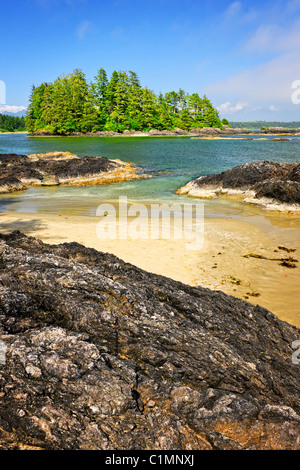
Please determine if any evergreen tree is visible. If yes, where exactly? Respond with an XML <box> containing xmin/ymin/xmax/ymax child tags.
<box><xmin>93</xmin><ymin>67</ymin><xmax>108</xmax><ymax>104</ymax></box>
<box><xmin>0</xmin><ymin>114</ymin><xmax>26</xmax><ymax>132</ymax></box>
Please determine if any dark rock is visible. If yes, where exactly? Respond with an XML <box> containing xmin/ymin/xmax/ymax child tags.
<box><xmin>0</xmin><ymin>153</ymin><xmax>146</xmax><ymax>194</ymax></box>
<box><xmin>177</xmin><ymin>160</ymin><xmax>300</xmax><ymax>209</ymax></box>
<box><xmin>0</xmin><ymin>231</ymin><xmax>299</xmax><ymax>450</ymax></box>
<box><xmin>0</xmin><ymin>176</ymin><xmax>26</xmax><ymax>194</ymax></box>
<box><xmin>254</xmin><ymin>180</ymin><xmax>300</xmax><ymax>204</ymax></box>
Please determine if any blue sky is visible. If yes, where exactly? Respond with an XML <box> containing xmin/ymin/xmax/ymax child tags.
<box><xmin>1</xmin><ymin>0</ymin><xmax>300</xmax><ymax>121</ymax></box>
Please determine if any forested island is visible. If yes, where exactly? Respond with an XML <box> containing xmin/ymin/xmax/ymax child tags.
<box><xmin>25</xmin><ymin>68</ymin><xmax>225</xmax><ymax>135</ymax></box>
<box><xmin>0</xmin><ymin>114</ymin><xmax>26</xmax><ymax>132</ymax></box>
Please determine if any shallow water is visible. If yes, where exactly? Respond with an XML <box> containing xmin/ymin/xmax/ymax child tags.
<box><xmin>0</xmin><ymin>133</ymin><xmax>300</xmax><ymax>215</ymax></box>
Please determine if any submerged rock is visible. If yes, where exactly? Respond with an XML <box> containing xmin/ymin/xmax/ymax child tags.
<box><xmin>0</xmin><ymin>231</ymin><xmax>299</xmax><ymax>450</ymax></box>
<box><xmin>0</xmin><ymin>153</ymin><xmax>147</xmax><ymax>194</ymax></box>
<box><xmin>177</xmin><ymin>160</ymin><xmax>300</xmax><ymax>211</ymax></box>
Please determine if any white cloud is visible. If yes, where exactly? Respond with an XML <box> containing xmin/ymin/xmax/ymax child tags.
<box><xmin>269</xmin><ymin>105</ymin><xmax>279</xmax><ymax>111</ymax></box>
<box><xmin>0</xmin><ymin>105</ymin><xmax>27</xmax><ymax>114</ymax></box>
<box><xmin>216</xmin><ymin>101</ymin><xmax>248</xmax><ymax>114</ymax></box>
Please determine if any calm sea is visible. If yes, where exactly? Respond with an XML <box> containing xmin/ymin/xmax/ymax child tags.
<box><xmin>0</xmin><ymin>133</ymin><xmax>300</xmax><ymax>215</ymax></box>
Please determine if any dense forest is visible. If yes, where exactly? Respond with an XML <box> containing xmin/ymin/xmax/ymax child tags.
<box><xmin>229</xmin><ymin>121</ymin><xmax>300</xmax><ymax>130</ymax></box>
<box><xmin>25</xmin><ymin>68</ymin><xmax>224</xmax><ymax>134</ymax></box>
<box><xmin>0</xmin><ymin>114</ymin><xmax>26</xmax><ymax>132</ymax></box>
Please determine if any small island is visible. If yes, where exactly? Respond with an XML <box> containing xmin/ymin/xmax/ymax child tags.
<box><xmin>25</xmin><ymin>68</ymin><xmax>225</xmax><ymax>135</ymax></box>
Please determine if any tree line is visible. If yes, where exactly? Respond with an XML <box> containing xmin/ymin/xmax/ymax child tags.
<box><xmin>0</xmin><ymin>114</ymin><xmax>26</xmax><ymax>132</ymax></box>
<box><xmin>26</xmin><ymin>68</ymin><xmax>225</xmax><ymax>134</ymax></box>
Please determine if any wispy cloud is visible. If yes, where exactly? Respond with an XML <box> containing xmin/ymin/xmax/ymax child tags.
<box><xmin>243</xmin><ymin>19</ymin><xmax>300</xmax><ymax>54</ymax></box>
<box><xmin>216</xmin><ymin>101</ymin><xmax>248</xmax><ymax>115</ymax></box>
<box><xmin>76</xmin><ymin>20</ymin><xmax>97</xmax><ymax>40</ymax></box>
<box><xmin>223</xmin><ymin>1</ymin><xmax>242</xmax><ymax>22</ymax></box>
<box><xmin>221</xmin><ymin>1</ymin><xmax>258</xmax><ymax>26</ymax></box>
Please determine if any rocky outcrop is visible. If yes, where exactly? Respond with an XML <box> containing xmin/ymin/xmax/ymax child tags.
<box><xmin>28</xmin><ymin>127</ymin><xmax>255</xmax><ymax>138</ymax></box>
<box><xmin>0</xmin><ymin>231</ymin><xmax>299</xmax><ymax>450</ymax></box>
<box><xmin>177</xmin><ymin>161</ymin><xmax>300</xmax><ymax>211</ymax></box>
<box><xmin>0</xmin><ymin>153</ymin><xmax>147</xmax><ymax>194</ymax></box>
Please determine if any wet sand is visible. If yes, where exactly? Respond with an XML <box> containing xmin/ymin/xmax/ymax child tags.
<box><xmin>0</xmin><ymin>207</ymin><xmax>299</xmax><ymax>327</ymax></box>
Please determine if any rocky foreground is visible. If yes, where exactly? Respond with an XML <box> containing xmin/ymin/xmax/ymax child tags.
<box><xmin>0</xmin><ymin>152</ymin><xmax>146</xmax><ymax>194</ymax></box>
<box><xmin>177</xmin><ymin>160</ymin><xmax>300</xmax><ymax>211</ymax></box>
<box><xmin>0</xmin><ymin>231</ymin><xmax>299</xmax><ymax>450</ymax></box>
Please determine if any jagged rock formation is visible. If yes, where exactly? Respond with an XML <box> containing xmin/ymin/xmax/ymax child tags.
<box><xmin>0</xmin><ymin>153</ymin><xmax>146</xmax><ymax>194</ymax></box>
<box><xmin>177</xmin><ymin>160</ymin><xmax>300</xmax><ymax>210</ymax></box>
<box><xmin>0</xmin><ymin>231</ymin><xmax>299</xmax><ymax>450</ymax></box>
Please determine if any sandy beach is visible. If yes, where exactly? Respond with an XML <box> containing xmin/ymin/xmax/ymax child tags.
<box><xmin>1</xmin><ymin>207</ymin><xmax>299</xmax><ymax>327</ymax></box>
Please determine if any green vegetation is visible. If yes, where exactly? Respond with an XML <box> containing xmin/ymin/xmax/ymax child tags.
<box><xmin>0</xmin><ymin>114</ymin><xmax>26</xmax><ymax>132</ymax></box>
<box><xmin>229</xmin><ymin>121</ymin><xmax>300</xmax><ymax>130</ymax></box>
<box><xmin>26</xmin><ymin>68</ymin><xmax>222</xmax><ymax>134</ymax></box>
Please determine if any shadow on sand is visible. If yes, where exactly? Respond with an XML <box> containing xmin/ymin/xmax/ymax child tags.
<box><xmin>0</xmin><ymin>215</ymin><xmax>46</xmax><ymax>236</ymax></box>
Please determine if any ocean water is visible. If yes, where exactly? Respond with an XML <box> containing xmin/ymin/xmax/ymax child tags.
<box><xmin>0</xmin><ymin>133</ymin><xmax>300</xmax><ymax>215</ymax></box>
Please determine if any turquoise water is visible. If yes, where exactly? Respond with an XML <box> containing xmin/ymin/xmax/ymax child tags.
<box><xmin>0</xmin><ymin>133</ymin><xmax>300</xmax><ymax>215</ymax></box>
